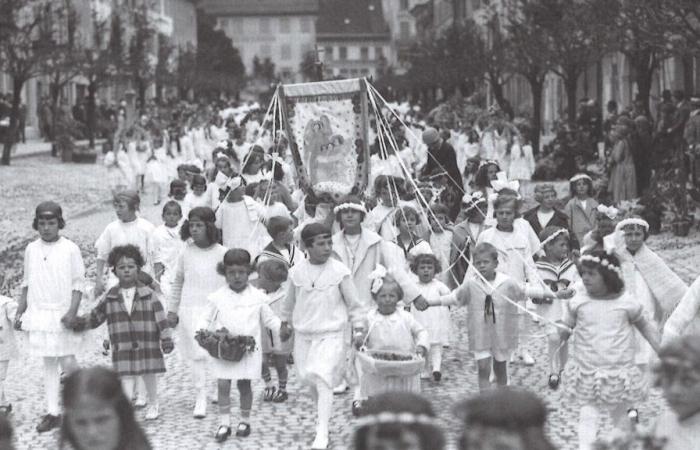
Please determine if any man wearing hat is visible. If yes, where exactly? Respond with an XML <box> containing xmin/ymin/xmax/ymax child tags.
<box><xmin>420</xmin><ymin>127</ymin><xmax>463</xmax><ymax>193</ymax></box>
<box><xmin>684</xmin><ymin>96</ymin><xmax>700</xmax><ymax>186</ymax></box>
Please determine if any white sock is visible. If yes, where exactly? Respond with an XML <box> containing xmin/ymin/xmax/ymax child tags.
<box><xmin>430</xmin><ymin>345</ymin><xmax>442</xmax><ymax>372</ymax></box>
<box><xmin>219</xmin><ymin>413</ymin><xmax>230</xmax><ymax>427</ymax></box>
<box><xmin>193</xmin><ymin>360</ymin><xmax>207</xmax><ymax>391</ymax></box>
<box><xmin>43</xmin><ymin>357</ymin><xmax>60</xmax><ymax>415</ymax></box>
<box><xmin>316</xmin><ymin>382</ymin><xmax>332</xmax><ymax>437</ymax></box>
<box><xmin>122</xmin><ymin>376</ymin><xmax>136</xmax><ymax>401</ymax></box>
<box><xmin>578</xmin><ymin>404</ymin><xmax>600</xmax><ymax>450</ymax></box>
<box><xmin>0</xmin><ymin>360</ymin><xmax>8</xmax><ymax>405</ymax></box>
<box><xmin>143</xmin><ymin>374</ymin><xmax>158</xmax><ymax>404</ymax></box>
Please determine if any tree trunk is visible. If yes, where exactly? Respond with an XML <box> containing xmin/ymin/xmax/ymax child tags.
<box><xmin>87</xmin><ymin>80</ymin><xmax>98</xmax><ymax>148</ymax></box>
<box><xmin>629</xmin><ymin>48</ymin><xmax>656</xmax><ymax>117</ymax></box>
<box><xmin>528</xmin><ymin>75</ymin><xmax>544</xmax><ymax>154</ymax></box>
<box><xmin>562</xmin><ymin>67</ymin><xmax>579</xmax><ymax>125</ymax></box>
<box><xmin>488</xmin><ymin>72</ymin><xmax>514</xmax><ymax>120</ymax></box>
<box><xmin>1</xmin><ymin>79</ymin><xmax>25</xmax><ymax>166</ymax></box>
<box><xmin>50</xmin><ymin>81</ymin><xmax>61</xmax><ymax>157</ymax></box>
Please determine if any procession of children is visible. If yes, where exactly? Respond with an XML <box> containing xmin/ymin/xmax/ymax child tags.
<box><xmin>6</xmin><ymin>99</ymin><xmax>700</xmax><ymax>450</ymax></box>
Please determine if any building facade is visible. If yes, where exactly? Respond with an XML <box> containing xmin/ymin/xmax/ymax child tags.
<box><xmin>200</xmin><ymin>0</ymin><xmax>319</xmax><ymax>83</ymax></box>
<box><xmin>317</xmin><ymin>0</ymin><xmax>391</xmax><ymax>80</ymax></box>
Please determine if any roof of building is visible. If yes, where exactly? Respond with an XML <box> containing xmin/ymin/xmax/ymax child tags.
<box><xmin>316</xmin><ymin>0</ymin><xmax>390</xmax><ymax>41</ymax></box>
<box><xmin>198</xmin><ymin>0</ymin><xmax>319</xmax><ymax>16</ymax></box>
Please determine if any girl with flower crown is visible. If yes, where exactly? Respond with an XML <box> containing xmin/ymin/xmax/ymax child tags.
<box><xmin>557</xmin><ymin>250</ymin><xmax>660</xmax><ymax>450</ymax></box>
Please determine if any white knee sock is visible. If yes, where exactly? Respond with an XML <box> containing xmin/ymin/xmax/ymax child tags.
<box><xmin>122</xmin><ymin>376</ymin><xmax>136</xmax><ymax>401</ymax></box>
<box><xmin>43</xmin><ymin>357</ymin><xmax>60</xmax><ymax>415</ymax></box>
<box><xmin>59</xmin><ymin>355</ymin><xmax>78</xmax><ymax>375</ymax></box>
<box><xmin>316</xmin><ymin>382</ymin><xmax>333</xmax><ymax>437</ymax></box>
<box><xmin>135</xmin><ymin>376</ymin><xmax>146</xmax><ymax>400</ymax></box>
<box><xmin>143</xmin><ymin>374</ymin><xmax>158</xmax><ymax>404</ymax></box>
<box><xmin>430</xmin><ymin>345</ymin><xmax>442</xmax><ymax>372</ymax></box>
<box><xmin>0</xmin><ymin>360</ymin><xmax>9</xmax><ymax>405</ymax></box>
<box><xmin>193</xmin><ymin>359</ymin><xmax>207</xmax><ymax>393</ymax></box>
<box><xmin>578</xmin><ymin>404</ymin><xmax>600</xmax><ymax>450</ymax></box>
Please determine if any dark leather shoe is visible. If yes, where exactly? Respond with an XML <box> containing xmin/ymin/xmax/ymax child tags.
<box><xmin>215</xmin><ymin>425</ymin><xmax>231</xmax><ymax>443</ymax></box>
<box><xmin>36</xmin><ymin>414</ymin><xmax>61</xmax><ymax>433</ymax></box>
<box><xmin>235</xmin><ymin>422</ymin><xmax>251</xmax><ymax>437</ymax></box>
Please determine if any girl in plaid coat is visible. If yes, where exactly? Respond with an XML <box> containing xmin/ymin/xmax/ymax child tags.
<box><xmin>74</xmin><ymin>245</ymin><xmax>173</xmax><ymax>421</ymax></box>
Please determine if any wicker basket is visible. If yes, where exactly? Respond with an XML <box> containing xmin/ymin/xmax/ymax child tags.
<box><xmin>195</xmin><ymin>329</ymin><xmax>255</xmax><ymax>362</ymax></box>
<box><xmin>357</xmin><ymin>350</ymin><xmax>424</xmax><ymax>396</ymax></box>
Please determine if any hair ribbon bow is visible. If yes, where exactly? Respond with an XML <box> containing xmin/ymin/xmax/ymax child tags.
<box><xmin>368</xmin><ymin>264</ymin><xmax>388</xmax><ymax>294</ymax></box>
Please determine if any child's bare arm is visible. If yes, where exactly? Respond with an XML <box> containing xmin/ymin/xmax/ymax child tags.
<box><xmin>634</xmin><ymin>316</ymin><xmax>661</xmax><ymax>355</ymax></box>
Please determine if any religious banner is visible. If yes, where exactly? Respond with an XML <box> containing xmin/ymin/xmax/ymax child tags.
<box><xmin>278</xmin><ymin>78</ymin><xmax>370</xmax><ymax>200</ymax></box>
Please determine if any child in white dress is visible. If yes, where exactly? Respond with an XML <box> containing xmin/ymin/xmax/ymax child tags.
<box><xmin>426</xmin><ymin>204</ymin><xmax>453</xmax><ymax>285</ymax></box>
<box><xmin>558</xmin><ymin>251</ymin><xmax>660</xmax><ymax>450</ymax></box>
<box><xmin>167</xmin><ymin>207</ymin><xmax>228</xmax><ymax>419</ymax></box>
<box><xmin>365</xmin><ymin>175</ymin><xmax>403</xmax><ymax>241</ymax></box>
<box><xmin>533</xmin><ymin>226</ymin><xmax>580</xmax><ymax>389</ymax></box>
<box><xmin>198</xmin><ymin>249</ymin><xmax>281</xmax><ymax>442</ymax></box>
<box><xmin>216</xmin><ymin>176</ymin><xmax>268</xmax><ymax>259</ymax></box>
<box><xmin>16</xmin><ymin>202</ymin><xmax>85</xmax><ymax>432</ymax></box>
<box><xmin>184</xmin><ymin>175</ymin><xmax>212</xmax><ymax>211</ymax></box>
<box><xmin>280</xmin><ymin>223</ymin><xmax>367</xmax><ymax>449</ymax></box>
<box><xmin>409</xmin><ymin>254</ymin><xmax>450</xmax><ymax>381</ymax></box>
<box><xmin>360</xmin><ymin>269</ymin><xmax>428</xmax><ymax>400</ymax></box>
<box><xmin>152</xmin><ymin>201</ymin><xmax>184</xmax><ymax>301</ymax></box>
<box><xmin>0</xmin><ymin>295</ymin><xmax>17</xmax><ymax>415</ymax></box>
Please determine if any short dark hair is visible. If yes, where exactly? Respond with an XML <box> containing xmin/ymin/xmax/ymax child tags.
<box><xmin>217</xmin><ymin>248</ymin><xmax>252</xmax><ymax>275</ymax></box>
<box><xmin>473</xmin><ymin>242</ymin><xmax>499</xmax><ymax>261</ymax></box>
<box><xmin>569</xmin><ymin>177</ymin><xmax>594</xmax><ymax>198</ymax></box>
<box><xmin>32</xmin><ymin>215</ymin><xmax>66</xmax><ymax>231</ymax></box>
<box><xmin>430</xmin><ymin>203</ymin><xmax>450</xmax><ymax>218</ymax></box>
<box><xmin>191</xmin><ymin>174</ymin><xmax>207</xmax><ymax>187</ymax></box>
<box><xmin>107</xmin><ymin>245</ymin><xmax>145</xmax><ymax>270</ymax></box>
<box><xmin>162</xmin><ymin>200</ymin><xmax>182</xmax><ymax>217</ymax></box>
<box><xmin>266</xmin><ymin>215</ymin><xmax>293</xmax><ymax>238</ymax></box>
<box><xmin>301</xmin><ymin>223</ymin><xmax>332</xmax><ymax>248</ymax></box>
<box><xmin>410</xmin><ymin>253</ymin><xmax>442</xmax><ymax>275</ymax></box>
<box><xmin>394</xmin><ymin>205</ymin><xmax>420</xmax><ymax>225</ymax></box>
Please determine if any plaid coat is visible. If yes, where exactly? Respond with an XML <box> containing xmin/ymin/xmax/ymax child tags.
<box><xmin>86</xmin><ymin>284</ymin><xmax>171</xmax><ymax>376</ymax></box>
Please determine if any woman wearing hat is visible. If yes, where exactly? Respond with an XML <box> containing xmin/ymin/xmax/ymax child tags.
<box><xmin>607</xmin><ymin>117</ymin><xmax>638</xmax><ymax>203</ymax></box>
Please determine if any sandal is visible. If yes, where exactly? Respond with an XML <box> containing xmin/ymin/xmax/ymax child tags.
<box><xmin>0</xmin><ymin>404</ymin><xmax>11</xmax><ymax>416</ymax></box>
<box><xmin>627</xmin><ymin>408</ymin><xmax>639</xmax><ymax>424</ymax></box>
<box><xmin>272</xmin><ymin>389</ymin><xmax>288</xmax><ymax>403</ymax></box>
<box><xmin>548</xmin><ymin>373</ymin><xmax>560</xmax><ymax>390</ymax></box>
<box><xmin>235</xmin><ymin>422</ymin><xmax>251</xmax><ymax>437</ymax></box>
<box><xmin>263</xmin><ymin>386</ymin><xmax>276</xmax><ymax>402</ymax></box>
<box><xmin>215</xmin><ymin>425</ymin><xmax>231</xmax><ymax>443</ymax></box>
<box><xmin>352</xmin><ymin>400</ymin><xmax>363</xmax><ymax>417</ymax></box>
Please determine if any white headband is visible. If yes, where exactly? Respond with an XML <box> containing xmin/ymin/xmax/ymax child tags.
<box><xmin>225</xmin><ymin>176</ymin><xmax>244</xmax><ymax>191</ymax></box>
<box><xmin>540</xmin><ymin>228</ymin><xmax>569</xmax><ymax>250</ymax></box>
<box><xmin>579</xmin><ymin>254</ymin><xmax>623</xmax><ymax>277</ymax></box>
<box><xmin>355</xmin><ymin>412</ymin><xmax>439</xmax><ymax>429</ymax></box>
<box><xmin>570</xmin><ymin>173</ymin><xmax>593</xmax><ymax>183</ymax></box>
<box><xmin>491</xmin><ymin>172</ymin><xmax>520</xmax><ymax>197</ymax></box>
<box><xmin>478</xmin><ymin>159</ymin><xmax>499</xmax><ymax>169</ymax></box>
<box><xmin>333</xmin><ymin>202</ymin><xmax>367</xmax><ymax>215</ymax></box>
<box><xmin>616</xmin><ymin>217</ymin><xmax>649</xmax><ymax>232</ymax></box>
<box><xmin>462</xmin><ymin>191</ymin><xmax>487</xmax><ymax>212</ymax></box>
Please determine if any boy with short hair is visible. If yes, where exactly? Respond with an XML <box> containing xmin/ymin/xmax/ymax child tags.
<box><xmin>257</xmin><ymin>216</ymin><xmax>299</xmax><ymax>267</ymax></box>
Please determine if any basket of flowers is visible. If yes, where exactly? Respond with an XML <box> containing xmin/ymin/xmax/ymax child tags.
<box><xmin>195</xmin><ymin>328</ymin><xmax>256</xmax><ymax>362</ymax></box>
<box><xmin>356</xmin><ymin>349</ymin><xmax>424</xmax><ymax>395</ymax></box>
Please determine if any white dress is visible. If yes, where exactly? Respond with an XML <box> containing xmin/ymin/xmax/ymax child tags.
<box><xmin>146</xmin><ymin>146</ymin><xmax>170</xmax><ymax>185</ymax></box>
<box><xmin>168</xmin><ymin>243</ymin><xmax>228</xmax><ymax>360</ymax></box>
<box><xmin>507</xmin><ymin>143</ymin><xmax>535</xmax><ymax>181</ymax></box>
<box><xmin>199</xmin><ymin>285</ymin><xmax>281</xmax><ymax>380</ymax></box>
<box><xmin>95</xmin><ymin>217</ymin><xmax>156</xmax><ymax>277</ymax></box>
<box><xmin>429</xmin><ymin>230</ymin><xmax>453</xmax><ymax>284</ymax></box>
<box><xmin>411</xmin><ymin>279</ymin><xmax>451</xmax><ymax>345</ymax></box>
<box><xmin>152</xmin><ymin>224</ymin><xmax>184</xmax><ymax>299</ymax></box>
<box><xmin>184</xmin><ymin>191</ymin><xmax>211</xmax><ymax>211</ymax></box>
<box><xmin>216</xmin><ymin>196</ymin><xmax>269</xmax><ymax>258</ymax></box>
<box><xmin>0</xmin><ymin>296</ymin><xmax>17</xmax><ymax>361</ymax></box>
<box><xmin>22</xmin><ymin>237</ymin><xmax>85</xmax><ymax>356</ymax></box>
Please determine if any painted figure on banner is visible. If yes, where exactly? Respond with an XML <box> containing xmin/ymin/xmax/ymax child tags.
<box><xmin>303</xmin><ymin>115</ymin><xmax>356</xmax><ymax>194</ymax></box>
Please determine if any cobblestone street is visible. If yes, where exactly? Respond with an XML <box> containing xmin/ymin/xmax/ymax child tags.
<box><xmin>0</xmin><ymin>189</ymin><xmax>695</xmax><ymax>449</ymax></box>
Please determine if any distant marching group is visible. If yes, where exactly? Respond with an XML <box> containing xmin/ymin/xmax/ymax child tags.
<box><xmin>6</xmin><ymin>103</ymin><xmax>700</xmax><ymax>450</ymax></box>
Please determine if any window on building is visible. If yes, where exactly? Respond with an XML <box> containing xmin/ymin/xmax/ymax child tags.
<box><xmin>259</xmin><ymin>17</ymin><xmax>270</xmax><ymax>33</ymax></box>
<box><xmin>339</xmin><ymin>46</ymin><xmax>348</xmax><ymax>60</ymax></box>
<box><xmin>300</xmin><ymin>17</ymin><xmax>312</xmax><ymax>33</ymax></box>
<box><xmin>260</xmin><ymin>45</ymin><xmax>271</xmax><ymax>58</ymax></box>
<box><xmin>324</xmin><ymin>46</ymin><xmax>333</xmax><ymax>61</ymax></box>
<box><xmin>375</xmin><ymin>46</ymin><xmax>384</xmax><ymax>60</ymax></box>
<box><xmin>280</xmin><ymin>17</ymin><xmax>290</xmax><ymax>33</ymax></box>
<box><xmin>361</xmin><ymin>69</ymin><xmax>370</xmax><ymax>76</ymax></box>
<box><xmin>340</xmin><ymin>68</ymin><xmax>349</xmax><ymax>76</ymax></box>
<box><xmin>400</xmin><ymin>21</ymin><xmax>410</xmax><ymax>40</ymax></box>
<box><xmin>281</xmin><ymin>44</ymin><xmax>292</xmax><ymax>61</ymax></box>
<box><xmin>360</xmin><ymin>47</ymin><xmax>369</xmax><ymax>60</ymax></box>
<box><xmin>400</xmin><ymin>0</ymin><xmax>409</xmax><ymax>10</ymax></box>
